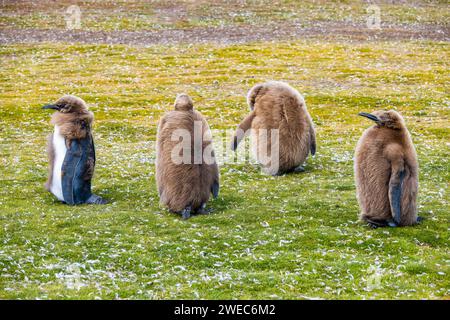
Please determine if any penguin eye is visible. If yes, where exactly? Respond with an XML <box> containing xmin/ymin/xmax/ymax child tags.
<box><xmin>378</xmin><ymin>115</ymin><xmax>388</xmax><ymax>125</ymax></box>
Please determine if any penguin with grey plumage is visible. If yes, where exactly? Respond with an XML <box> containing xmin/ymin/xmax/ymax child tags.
<box><xmin>355</xmin><ymin>110</ymin><xmax>421</xmax><ymax>228</ymax></box>
<box><xmin>42</xmin><ymin>95</ymin><xmax>107</xmax><ymax>205</ymax></box>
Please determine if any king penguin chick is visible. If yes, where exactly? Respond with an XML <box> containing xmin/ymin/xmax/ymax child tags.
<box><xmin>231</xmin><ymin>81</ymin><xmax>316</xmax><ymax>175</ymax></box>
<box><xmin>355</xmin><ymin>110</ymin><xmax>421</xmax><ymax>228</ymax></box>
<box><xmin>156</xmin><ymin>94</ymin><xmax>219</xmax><ymax>219</ymax></box>
<box><xmin>42</xmin><ymin>95</ymin><xmax>107</xmax><ymax>205</ymax></box>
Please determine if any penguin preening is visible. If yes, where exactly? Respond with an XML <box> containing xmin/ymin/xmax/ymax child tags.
<box><xmin>231</xmin><ymin>81</ymin><xmax>316</xmax><ymax>175</ymax></box>
<box><xmin>43</xmin><ymin>95</ymin><xmax>107</xmax><ymax>205</ymax></box>
<box><xmin>355</xmin><ymin>110</ymin><xmax>421</xmax><ymax>228</ymax></box>
<box><xmin>156</xmin><ymin>94</ymin><xmax>219</xmax><ymax>219</ymax></box>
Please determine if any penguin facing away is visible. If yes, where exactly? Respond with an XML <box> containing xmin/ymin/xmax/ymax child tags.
<box><xmin>355</xmin><ymin>110</ymin><xmax>421</xmax><ymax>228</ymax></box>
<box><xmin>42</xmin><ymin>95</ymin><xmax>107</xmax><ymax>205</ymax></box>
<box><xmin>156</xmin><ymin>94</ymin><xmax>219</xmax><ymax>219</ymax></box>
<box><xmin>231</xmin><ymin>81</ymin><xmax>316</xmax><ymax>175</ymax></box>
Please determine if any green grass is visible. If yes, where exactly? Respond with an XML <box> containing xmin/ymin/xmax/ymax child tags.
<box><xmin>0</xmin><ymin>39</ymin><xmax>448</xmax><ymax>299</ymax></box>
<box><xmin>1</xmin><ymin>0</ymin><xmax>449</xmax><ymax>31</ymax></box>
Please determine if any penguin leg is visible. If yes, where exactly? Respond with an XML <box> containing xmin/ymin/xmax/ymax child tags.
<box><xmin>231</xmin><ymin>111</ymin><xmax>255</xmax><ymax>151</ymax></box>
<box><xmin>197</xmin><ymin>203</ymin><xmax>213</xmax><ymax>215</ymax></box>
<box><xmin>181</xmin><ymin>206</ymin><xmax>192</xmax><ymax>220</ymax></box>
<box><xmin>86</xmin><ymin>194</ymin><xmax>108</xmax><ymax>205</ymax></box>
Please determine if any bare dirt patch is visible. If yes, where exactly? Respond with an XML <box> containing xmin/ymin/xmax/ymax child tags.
<box><xmin>0</xmin><ymin>21</ymin><xmax>448</xmax><ymax>46</ymax></box>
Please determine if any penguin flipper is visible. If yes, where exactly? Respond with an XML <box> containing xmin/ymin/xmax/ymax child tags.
<box><xmin>389</xmin><ymin>167</ymin><xmax>405</xmax><ymax>226</ymax></box>
<box><xmin>212</xmin><ymin>180</ymin><xmax>219</xmax><ymax>199</ymax></box>
<box><xmin>309</xmin><ymin>125</ymin><xmax>316</xmax><ymax>156</ymax></box>
<box><xmin>231</xmin><ymin>111</ymin><xmax>255</xmax><ymax>151</ymax></box>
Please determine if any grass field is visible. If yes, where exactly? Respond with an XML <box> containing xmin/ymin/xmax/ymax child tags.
<box><xmin>1</xmin><ymin>0</ymin><xmax>448</xmax><ymax>30</ymax></box>
<box><xmin>0</xmin><ymin>1</ymin><xmax>449</xmax><ymax>299</ymax></box>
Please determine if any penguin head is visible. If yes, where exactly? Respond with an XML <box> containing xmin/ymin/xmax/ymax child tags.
<box><xmin>358</xmin><ymin>110</ymin><xmax>405</xmax><ymax>130</ymax></box>
<box><xmin>174</xmin><ymin>94</ymin><xmax>193</xmax><ymax>111</ymax></box>
<box><xmin>42</xmin><ymin>95</ymin><xmax>88</xmax><ymax>114</ymax></box>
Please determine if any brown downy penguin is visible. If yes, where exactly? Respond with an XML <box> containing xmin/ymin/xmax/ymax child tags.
<box><xmin>156</xmin><ymin>94</ymin><xmax>219</xmax><ymax>219</ymax></box>
<box><xmin>231</xmin><ymin>81</ymin><xmax>316</xmax><ymax>175</ymax></box>
<box><xmin>355</xmin><ymin>110</ymin><xmax>421</xmax><ymax>228</ymax></box>
<box><xmin>42</xmin><ymin>95</ymin><xmax>107</xmax><ymax>205</ymax></box>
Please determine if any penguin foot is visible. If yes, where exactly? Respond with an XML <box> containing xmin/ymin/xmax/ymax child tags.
<box><xmin>86</xmin><ymin>194</ymin><xmax>108</xmax><ymax>205</ymax></box>
<box><xmin>367</xmin><ymin>222</ymin><xmax>379</xmax><ymax>229</ymax></box>
<box><xmin>181</xmin><ymin>206</ymin><xmax>192</xmax><ymax>220</ymax></box>
<box><xmin>197</xmin><ymin>203</ymin><xmax>213</xmax><ymax>215</ymax></box>
<box><xmin>293</xmin><ymin>165</ymin><xmax>305</xmax><ymax>173</ymax></box>
<box><xmin>364</xmin><ymin>217</ymin><xmax>389</xmax><ymax>229</ymax></box>
<box><xmin>386</xmin><ymin>219</ymin><xmax>398</xmax><ymax>228</ymax></box>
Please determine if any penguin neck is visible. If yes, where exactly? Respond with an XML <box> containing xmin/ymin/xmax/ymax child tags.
<box><xmin>51</xmin><ymin>110</ymin><xmax>93</xmax><ymax>123</ymax></box>
<box><xmin>49</xmin><ymin>111</ymin><xmax>93</xmax><ymax>142</ymax></box>
<box><xmin>379</xmin><ymin>125</ymin><xmax>410</xmax><ymax>144</ymax></box>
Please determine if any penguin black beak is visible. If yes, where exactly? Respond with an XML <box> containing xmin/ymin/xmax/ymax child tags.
<box><xmin>42</xmin><ymin>104</ymin><xmax>61</xmax><ymax>111</ymax></box>
<box><xmin>358</xmin><ymin>112</ymin><xmax>380</xmax><ymax>123</ymax></box>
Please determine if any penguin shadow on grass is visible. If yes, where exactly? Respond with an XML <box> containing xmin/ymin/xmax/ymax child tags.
<box><xmin>273</xmin><ymin>162</ymin><xmax>315</xmax><ymax>176</ymax></box>
<box><xmin>46</xmin><ymin>193</ymin><xmax>110</xmax><ymax>206</ymax></box>
<box><xmin>362</xmin><ymin>216</ymin><xmax>426</xmax><ymax>230</ymax></box>
<box><xmin>236</xmin><ymin>161</ymin><xmax>315</xmax><ymax>177</ymax></box>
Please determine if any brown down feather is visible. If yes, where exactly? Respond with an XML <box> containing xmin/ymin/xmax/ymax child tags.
<box><xmin>354</xmin><ymin>110</ymin><xmax>418</xmax><ymax>226</ymax></box>
<box><xmin>156</xmin><ymin>94</ymin><xmax>219</xmax><ymax>212</ymax></box>
<box><xmin>232</xmin><ymin>81</ymin><xmax>316</xmax><ymax>175</ymax></box>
